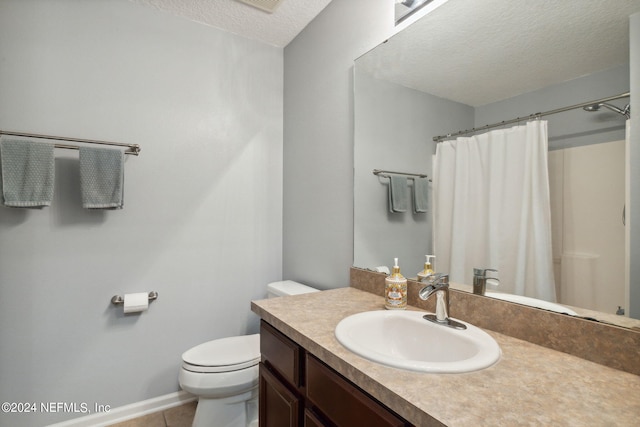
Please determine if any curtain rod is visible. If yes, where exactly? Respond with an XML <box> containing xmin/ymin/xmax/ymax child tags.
<box><xmin>433</xmin><ymin>92</ymin><xmax>631</xmax><ymax>143</ymax></box>
<box><xmin>0</xmin><ymin>129</ymin><xmax>141</xmax><ymax>155</ymax></box>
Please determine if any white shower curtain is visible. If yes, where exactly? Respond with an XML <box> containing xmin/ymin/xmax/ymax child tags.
<box><xmin>433</xmin><ymin>120</ymin><xmax>556</xmax><ymax>301</ymax></box>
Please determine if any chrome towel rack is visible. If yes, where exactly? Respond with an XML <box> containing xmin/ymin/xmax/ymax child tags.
<box><xmin>373</xmin><ymin>169</ymin><xmax>431</xmax><ymax>182</ymax></box>
<box><xmin>0</xmin><ymin>129</ymin><xmax>141</xmax><ymax>156</ymax></box>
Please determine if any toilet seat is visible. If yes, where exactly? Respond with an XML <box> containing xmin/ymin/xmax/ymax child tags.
<box><xmin>182</xmin><ymin>334</ymin><xmax>260</xmax><ymax>374</ymax></box>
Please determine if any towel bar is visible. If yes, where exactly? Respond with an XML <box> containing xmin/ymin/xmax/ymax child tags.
<box><xmin>373</xmin><ymin>169</ymin><xmax>432</xmax><ymax>182</ymax></box>
<box><xmin>0</xmin><ymin>129</ymin><xmax>141</xmax><ymax>155</ymax></box>
<box><xmin>111</xmin><ymin>291</ymin><xmax>158</xmax><ymax>305</ymax></box>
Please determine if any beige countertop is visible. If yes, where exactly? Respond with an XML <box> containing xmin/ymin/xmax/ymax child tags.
<box><xmin>251</xmin><ymin>287</ymin><xmax>640</xmax><ymax>427</ymax></box>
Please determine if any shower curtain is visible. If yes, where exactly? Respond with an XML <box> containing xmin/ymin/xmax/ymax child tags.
<box><xmin>433</xmin><ymin>120</ymin><xmax>556</xmax><ymax>301</ymax></box>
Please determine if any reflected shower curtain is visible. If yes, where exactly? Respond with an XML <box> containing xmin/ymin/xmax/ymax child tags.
<box><xmin>433</xmin><ymin>120</ymin><xmax>556</xmax><ymax>301</ymax></box>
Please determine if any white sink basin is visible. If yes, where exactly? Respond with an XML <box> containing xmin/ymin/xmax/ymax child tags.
<box><xmin>335</xmin><ymin>310</ymin><xmax>500</xmax><ymax>373</ymax></box>
<box><xmin>485</xmin><ymin>292</ymin><xmax>578</xmax><ymax>315</ymax></box>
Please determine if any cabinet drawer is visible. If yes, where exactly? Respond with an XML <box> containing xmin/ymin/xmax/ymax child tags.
<box><xmin>306</xmin><ymin>354</ymin><xmax>407</xmax><ymax>427</ymax></box>
<box><xmin>261</xmin><ymin>321</ymin><xmax>302</xmax><ymax>387</ymax></box>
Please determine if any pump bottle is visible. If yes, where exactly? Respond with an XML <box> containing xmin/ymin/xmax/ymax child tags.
<box><xmin>417</xmin><ymin>255</ymin><xmax>436</xmax><ymax>282</ymax></box>
<box><xmin>385</xmin><ymin>258</ymin><xmax>407</xmax><ymax>310</ymax></box>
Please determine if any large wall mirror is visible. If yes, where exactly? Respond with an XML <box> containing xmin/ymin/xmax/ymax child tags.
<box><xmin>354</xmin><ymin>0</ymin><xmax>640</xmax><ymax>328</ymax></box>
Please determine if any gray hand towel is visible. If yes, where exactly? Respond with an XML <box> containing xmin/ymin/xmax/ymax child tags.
<box><xmin>79</xmin><ymin>147</ymin><xmax>124</xmax><ymax>209</ymax></box>
<box><xmin>413</xmin><ymin>177</ymin><xmax>429</xmax><ymax>213</ymax></box>
<box><xmin>0</xmin><ymin>139</ymin><xmax>55</xmax><ymax>207</ymax></box>
<box><xmin>388</xmin><ymin>175</ymin><xmax>408</xmax><ymax>213</ymax></box>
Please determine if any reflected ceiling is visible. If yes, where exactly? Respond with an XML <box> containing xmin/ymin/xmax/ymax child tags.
<box><xmin>358</xmin><ymin>0</ymin><xmax>640</xmax><ymax>107</ymax></box>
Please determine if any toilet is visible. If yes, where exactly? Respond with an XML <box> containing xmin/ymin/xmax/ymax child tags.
<box><xmin>179</xmin><ymin>280</ymin><xmax>319</xmax><ymax>427</ymax></box>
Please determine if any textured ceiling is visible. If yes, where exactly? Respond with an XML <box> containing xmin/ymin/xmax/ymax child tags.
<box><xmin>357</xmin><ymin>0</ymin><xmax>640</xmax><ymax>107</ymax></box>
<box><xmin>130</xmin><ymin>0</ymin><xmax>333</xmax><ymax>47</ymax></box>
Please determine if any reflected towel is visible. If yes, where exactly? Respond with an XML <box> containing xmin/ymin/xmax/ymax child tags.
<box><xmin>388</xmin><ymin>175</ymin><xmax>408</xmax><ymax>213</ymax></box>
<box><xmin>413</xmin><ymin>177</ymin><xmax>429</xmax><ymax>213</ymax></box>
<box><xmin>79</xmin><ymin>147</ymin><xmax>124</xmax><ymax>209</ymax></box>
<box><xmin>0</xmin><ymin>139</ymin><xmax>55</xmax><ymax>207</ymax></box>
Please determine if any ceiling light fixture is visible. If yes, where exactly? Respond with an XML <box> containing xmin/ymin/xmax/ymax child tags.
<box><xmin>395</xmin><ymin>0</ymin><xmax>434</xmax><ymax>24</ymax></box>
<box><xmin>235</xmin><ymin>0</ymin><xmax>285</xmax><ymax>14</ymax></box>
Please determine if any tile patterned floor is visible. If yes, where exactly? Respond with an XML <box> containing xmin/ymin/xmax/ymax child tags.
<box><xmin>108</xmin><ymin>401</ymin><xmax>196</xmax><ymax>427</ymax></box>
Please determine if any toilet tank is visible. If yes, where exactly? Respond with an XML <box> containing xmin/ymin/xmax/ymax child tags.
<box><xmin>267</xmin><ymin>280</ymin><xmax>319</xmax><ymax>298</ymax></box>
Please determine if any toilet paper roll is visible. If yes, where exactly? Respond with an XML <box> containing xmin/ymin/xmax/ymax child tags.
<box><xmin>123</xmin><ymin>292</ymin><xmax>149</xmax><ymax>314</ymax></box>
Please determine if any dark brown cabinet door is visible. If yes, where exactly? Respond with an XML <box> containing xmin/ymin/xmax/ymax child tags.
<box><xmin>259</xmin><ymin>362</ymin><xmax>301</xmax><ymax>427</ymax></box>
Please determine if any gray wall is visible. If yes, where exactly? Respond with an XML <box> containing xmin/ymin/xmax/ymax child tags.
<box><xmin>283</xmin><ymin>0</ymin><xmax>394</xmax><ymax>288</ymax></box>
<box><xmin>0</xmin><ymin>1</ymin><xmax>283</xmax><ymax>425</ymax></box>
<box><xmin>353</xmin><ymin>71</ymin><xmax>473</xmax><ymax>273</ymax></box>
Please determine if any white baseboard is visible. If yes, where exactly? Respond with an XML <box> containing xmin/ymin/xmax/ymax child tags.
<box><xmin>47</xmin><ymin>391</ymin><xmax>197</xmax><ymax>427</ymax></box>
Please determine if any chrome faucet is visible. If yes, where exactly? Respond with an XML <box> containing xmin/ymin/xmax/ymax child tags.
<box><xmin>418</xmin><ymin>274</ymin><xmax>466</xmax><ymax>330</ymax></box>
<box><xmin>473</xmin><ymin>268</ymin><xmax>499</xmax><ymax>295</ymax></box>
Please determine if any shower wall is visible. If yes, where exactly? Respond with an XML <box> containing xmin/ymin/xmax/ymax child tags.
<box><xmin>548</xmin><ymin>140</ymin><xmax>626</xmax><ymax>313</ymax></box>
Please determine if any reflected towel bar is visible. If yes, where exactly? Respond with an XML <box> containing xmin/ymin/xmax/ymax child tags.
<box><xmin>373</xmin><ymin>169</ymin><xmax>431</xmax><ymax>182</ymax></box>
<box><xmin>0</xmin><ymin>129</ymin><xmax>141</xmax><ymax>156</ymax></box>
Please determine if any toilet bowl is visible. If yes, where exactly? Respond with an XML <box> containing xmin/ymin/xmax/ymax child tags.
<box><xmin>179</xmin><ymin>281</ymin><xmax>318</xmax><ymax>427</ymax></box>
<box><xmin>179</xmin><ymin>334</ymin><xmax>260</xmax><ymax>427</ymax></box>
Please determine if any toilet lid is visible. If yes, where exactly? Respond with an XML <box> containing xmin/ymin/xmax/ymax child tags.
<box><xmin>182</xmin><ymin>334</ymin><xmax>260</xmax><ymax>373</ymax></box>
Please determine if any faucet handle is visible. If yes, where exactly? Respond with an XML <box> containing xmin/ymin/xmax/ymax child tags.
<box><xmin>429</xmin><ymin>273</ymin><xmax>448</xmax><ymax>286</ymax></box>
<box><xmin>473</xmin><ymin>268</ymin><xmax>498</xmax><ymax>278</ymax></box>
<box><xmin>472</xmin><ymin>268</ymin><xmax>499</xmax><ymax>296</ymax></box>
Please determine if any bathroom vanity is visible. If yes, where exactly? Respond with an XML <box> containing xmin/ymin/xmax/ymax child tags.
<box><xmin>260</xmin><ymin>321</ymin><xmax>409</xmax><ymax>426</ymax></box>
<box><xmin>251</xmin><ymin>282</ymin><xmax>640</xmax><ymax>426</ymax></box>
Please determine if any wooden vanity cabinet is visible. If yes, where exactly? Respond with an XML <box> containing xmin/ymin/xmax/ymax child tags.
<box><xmin>259</xmin><ymin>321</ymin><xmax>304</xmax><ymax>426</ymax></box>
<box><xmin>259</xmin><ymin>320</ymin><xmax>412</xmax><ymax>427</ymax></box>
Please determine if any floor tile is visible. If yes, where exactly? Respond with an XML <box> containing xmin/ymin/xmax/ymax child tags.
<box><xmin>163</xmin><ymin>401</ymin><xmax>197</xmax><ymax>427</ymax></box>
<box><xmin>107</xmin><ymin>411</ymin><xmax>166</xmax><ymax>427</ymax></box>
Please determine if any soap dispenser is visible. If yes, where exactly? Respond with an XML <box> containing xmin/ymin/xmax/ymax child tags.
<box><xmin>385</xmin><ymin>258</ymin><xmax>407</xmax><ymax>310</ymax></box>
<box><xmin>417</xmin><ymin>255</ymin><xmax>436</xmax><ymax>282</ymax></box>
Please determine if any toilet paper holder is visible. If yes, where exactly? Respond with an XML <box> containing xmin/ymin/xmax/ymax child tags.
<box><xmin>111</xmin><ymin>291</ymin><xmax>158</xmax><ymax>305</ymax></box>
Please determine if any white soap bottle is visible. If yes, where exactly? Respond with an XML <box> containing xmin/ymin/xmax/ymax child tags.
<box><xmin>385</xmin><ymin>258</ymin><xmax>407</xmax><ymax>310</ymax></box>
